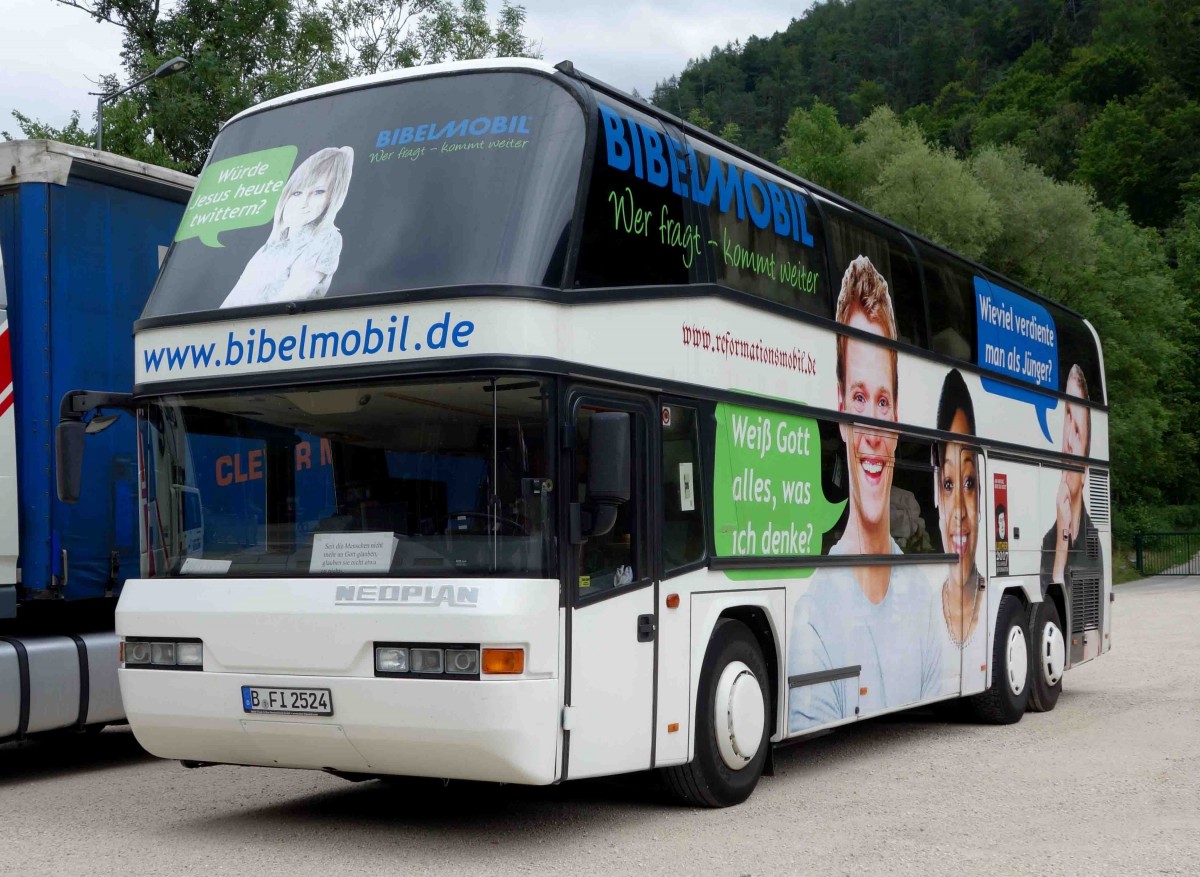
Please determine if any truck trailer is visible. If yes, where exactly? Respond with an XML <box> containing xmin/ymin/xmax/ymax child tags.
<box><xmin>0</xmin><ymin>140</ymin><xmax>192</xmax><ymax>742</ymax></box>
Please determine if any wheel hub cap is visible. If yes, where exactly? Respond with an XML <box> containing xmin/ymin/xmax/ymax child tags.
<box><xmin>1042</xmin><ymin>620</ymin><xmax>1065</xmax><ymax>686</ymax></box>
<box><xmin>714</xmin><ymin>661</ymin><xmax>765</xmax><ymax>771</ymax></box>
<box><xmin>1006</xmin><ymin>624</ymin><xmax>1029</xmax><ymax>696</ymax></box>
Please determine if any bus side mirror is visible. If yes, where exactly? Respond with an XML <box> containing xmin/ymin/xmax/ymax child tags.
<box><xmin>588</xmin><ymin>412</ymin><xmax>631</xmax><ymax>503</ymax></box>
<box><xmin>56</xmin><ymin>420</ymin><xmax>86</xmax><ymax>504</ymax></box>
<box><xmin>571</xmin><ymin>412</ymin><xmax>631</xmax><ymax>542</ymax></box>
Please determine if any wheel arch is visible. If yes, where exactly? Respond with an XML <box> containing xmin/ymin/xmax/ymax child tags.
<box><xmin>1001</xmin><ymin>579</ymin><xmax>1038</xmax><ymax>609</ymax></box>
<box><xmin>688</xmin><ymin>591</ymin><xmax>787</xmax><ymax>761</ymax></box>
<box><xmin>1043</xmin><ymin>581</ymin><xmax>1067</xmax><ymax>641</ymax></box>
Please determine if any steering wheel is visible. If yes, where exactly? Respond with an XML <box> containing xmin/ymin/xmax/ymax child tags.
<box><xmin>445</xmin><ymin>511</ymin><xmax>529</xmax><ymax>537</ymax></box>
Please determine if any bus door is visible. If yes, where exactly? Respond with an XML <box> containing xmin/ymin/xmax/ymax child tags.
<box><xmin>961</xmin><ymin>444</ymin><xmax>988</xmax><ymax>695</ymax></box>
<box><xmin>563</xmin><ymin>391</ymin><xmax>656</xmax><ymax>780</ymax></box>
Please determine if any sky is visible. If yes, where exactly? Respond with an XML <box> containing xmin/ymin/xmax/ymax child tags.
<box><xmin>1</xmin><ymin>0</ymin><xmax>807</xmax><ymax>136</ymax></box>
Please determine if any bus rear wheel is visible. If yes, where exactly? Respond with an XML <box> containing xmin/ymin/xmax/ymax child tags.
<box><xmin>1028</xmin><ymin>598</ymin><xmax>1065</xmax><ymax>712</ymax></box>
<box><xmin>969</xmin><ymin>594</ymin><xmax>1031</xmax><ymax>724</ymax></box>
<box><xmin>662</xmin><ymin>619</ymin><xmax>769</xmax><ymax>808</ymax></box>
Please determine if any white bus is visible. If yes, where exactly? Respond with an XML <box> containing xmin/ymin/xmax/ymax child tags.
<box><xmin>60</xmin><ymin>58</ymin><xmax>1112</xmax><ymax>806</ymax></box>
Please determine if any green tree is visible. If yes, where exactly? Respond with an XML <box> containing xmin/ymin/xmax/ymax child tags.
<box><xmin>1161</xmin><ymin>189</ymin><xmax>1200</xmax><ymax>503</ymax></box>
<box><xmin>328</xmin><ymin>0</ymin><xmax>537</xmax><ymax>75</ymax></box>
<box><xmin>687</xmin><ymin>107</ymin><xmax>714</xmax><ymax>132</ymax></box>
<box><xmin>718</xmin><ymin>121</ymin><xmax>743</xmax><ymax>146</ymax></box>
<box><xmin>1074</xmin><ymin>209</ymin><xmax>1184</xmax><ymax>508</ymax></box>
<box><xmin>8</xmin><ymin>0</ymin><xmax>537</xmax><ymax>173</ymax></box>
<box><xmin>863</xmin><ymin>136</ymin><xmax>998</xmax><ymax>261</ymax></box>
<box><xmin>804</xmin><ymin>107</ymin><xmax>1000</xmax><ymax>259</ymax></box>
<box><xmin>849</xmin><ymin>79</ymin><xmax>889</xmax><ymax>118</ymax></box>
<box><xmin>778</xmin><ymin>101</ymin><xmax>859</xmax><ymax>197</ymax></box>
<box><xmin>1077</xmin><ymin>81</ymin><xmax>1200</xmax><ymax>227</ymax></box>
<box><xmin>1</xmin><ymin>110</ymin><xmax>92</xmax><ymax>146</ymax></box>
<box><xmin>969</xmin><ymin>144</ymin><xmax>1097</xmax><ymax>292</ymax></box>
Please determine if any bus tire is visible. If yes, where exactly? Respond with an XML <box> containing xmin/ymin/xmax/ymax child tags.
<box><xmin>1028</xmin><ymin>599</ymin><xmax>1064</xmax><ymax>712</ymax></box>
<box><xmin>662</xmin><ymin>619</ymin><xmax>769</xmax><ymax>808</ymax></box>
<box><xmin>969</xmin><ymin>594</ymin><xmax>1031</xmax><ymax>724</ymax></box>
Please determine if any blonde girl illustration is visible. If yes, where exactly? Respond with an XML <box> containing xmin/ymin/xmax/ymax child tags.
<box><xmin>221</xmin><ymin>146</ymin><xmax>354</xmax><ymax>308</ymax></box>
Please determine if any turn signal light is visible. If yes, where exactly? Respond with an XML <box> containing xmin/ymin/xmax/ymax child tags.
<box><xmin>482</xmin><ymin>648</ymin><xmax>524</xmax><ymax>675</ymax></box>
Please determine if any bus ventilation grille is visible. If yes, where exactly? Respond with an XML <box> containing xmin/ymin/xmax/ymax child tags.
<box><xmin>1070</xmin><ymin>573</ymin><xmax>1101</xmax><ymax>634</ymax></box>
<box><xmin>1088</xmin><ymin>470</ymin><xmax>1111</xmax><ymax>528</ymax></box>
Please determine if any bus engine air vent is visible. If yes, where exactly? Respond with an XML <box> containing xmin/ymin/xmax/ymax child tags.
<box><xmin>1070</xmin><ymin>573</ymin><xmax>1101</xmax><ymax>634</ymax></box>
<box><xmin>1087</xmin><ymin>470</ymin><xmax>1111</xmax><ymax>529</ymax></box>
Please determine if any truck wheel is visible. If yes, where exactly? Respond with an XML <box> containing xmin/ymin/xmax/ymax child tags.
<box><xmin>969</xmin><ymin>594</ymin><xmax>1031</xmax><ymax>724</ymax></box>
<box><xmin>662</xmin><ymin>619</ymin><xmax>769</xmax><ymax>808</ymax></box>
<box><xmin>1028</xmin><ymin>599</ymin><xmax>1065</xmax><ymax>712</ymax></box>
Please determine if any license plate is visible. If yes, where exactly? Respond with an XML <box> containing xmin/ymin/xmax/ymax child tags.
<box><xmin>241</xmin><ymin>686</ymin><xmax>333</xmax><ymax>716</ymax></box>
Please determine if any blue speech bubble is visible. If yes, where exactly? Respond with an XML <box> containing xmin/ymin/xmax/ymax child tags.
<box><xmin>974</xmin><ymin>276</ymin><xmax>1060</xmax><ymax>442</ymax></box>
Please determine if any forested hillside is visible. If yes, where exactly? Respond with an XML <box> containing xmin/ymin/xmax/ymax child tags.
<box><xmin>653</xmin><ymin>0</ymin><xmax>1200</xmax><ymax>537</ymax></box>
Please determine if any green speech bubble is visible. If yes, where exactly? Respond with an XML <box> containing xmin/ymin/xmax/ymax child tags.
<box><xmin>176</xmin><ymin>146</ymin><xmax>298</xmax><ymax>248</ymax></box>
<box><xmin>713</xmin><ymin>402</ymin><xmax>846</xmax><ymax>580</ymax></box>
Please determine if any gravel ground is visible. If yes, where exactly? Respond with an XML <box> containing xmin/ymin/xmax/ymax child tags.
<box><xmin>2</xmin><ymin>577</ymin><xmax>1197</xmax><ymax>877</ymax></box>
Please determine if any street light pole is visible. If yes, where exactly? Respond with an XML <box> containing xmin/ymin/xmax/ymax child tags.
<box><xmin>92</xmin><ymin>56</ymin><xmax>190</xmax><ymax>152</ymax></box>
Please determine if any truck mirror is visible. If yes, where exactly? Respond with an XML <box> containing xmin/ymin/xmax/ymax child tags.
<box><xmin>56</xmin><ymin>419</ymin><xmax>86</xmax><ymax>504</ymax></box>
<box><xmin>85</xmin><ymin>413</ymin><xmax>122</xmax><ymax>435</ymax></box>
<box><xmin>55</xmin><ymin>391</ymin><xmax>135</xmax><ymax>506</ymax></box>
<box><xmin>580</xmin><ymin>412</ymin><xmax>631</xmax><ymax>539</ymax></box>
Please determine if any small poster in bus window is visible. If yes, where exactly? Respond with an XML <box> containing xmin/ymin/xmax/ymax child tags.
<box><xmin>994</xmin><ymin>473</ymin><xmax>1009</xmax><ymax>576</ymax></box>
<box><xmin>679</xmin><ymin>462</ymin><xmax>695</xmax><ymax>512</ymax></box>
<box><xmin>310</xmin><ymin>532</ymin><xmax>398</xmax><ymax>574</ymax></box>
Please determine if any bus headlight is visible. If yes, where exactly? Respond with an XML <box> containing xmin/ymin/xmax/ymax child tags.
<box><xmin>122</xmin><ymin>638</ymin><xmax>203</xmax><ymax>670</ymax></box>
<box><xmin>373</xmin><ymin>642</ymin><xmax>483</xmax><ymax>679</ymax></box>
<box><xmin>176</xmin><ymin>642</ymin><xmax>205</xmax><ymax>666</ymax></box>
<box><xmin>445</xmin><ymin>649</ymin><xmax>479</xmax><ymax>675</ymax></box>
<box><xmin>410</xmin><ymin>648</ymin><xmax>444</xmax><ymax>674</ymax></box>
<box><xmin>124</xmin><ymin>641</ymin><xmax>152</xmax><ymax>665</ymax></box>
<box><xmin>375</xmin><ymin>647</ymin><xmax>409</xmax><ymax>673</ymax></box>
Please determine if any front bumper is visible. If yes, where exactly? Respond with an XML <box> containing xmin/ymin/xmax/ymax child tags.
<box><xmin>121</xmin><ymin>669</ymin><xmax>561</xmax><ymax>784</ymax></box>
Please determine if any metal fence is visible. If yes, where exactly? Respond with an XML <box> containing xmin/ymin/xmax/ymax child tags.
<box><xmin>1135</xmin><ymin>532</ymin><xmax>1200</xmax><ymax>575</ymax></box>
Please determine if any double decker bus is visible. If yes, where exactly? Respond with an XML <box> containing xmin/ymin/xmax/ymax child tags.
<box><xmin>62</xmin><ymin>58</ymin><xmax>1111</xmax><ymax>807</ymax></box>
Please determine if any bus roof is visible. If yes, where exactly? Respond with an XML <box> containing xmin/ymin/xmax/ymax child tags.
<box><xmin>225</xmin><ymin>59</ymin><xmax>1087</xmax><ymax>326</ymax></box>
<box><xmin>225</xmin><ymin>58</ymin><xmax>564</xmax><ymax>128</ymax></box>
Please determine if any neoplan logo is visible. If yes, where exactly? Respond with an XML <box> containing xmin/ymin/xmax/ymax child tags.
<box><xmin>335</xmin><ymin>584</ymin><xmax>480</xmax><ymax>608</ymax></box>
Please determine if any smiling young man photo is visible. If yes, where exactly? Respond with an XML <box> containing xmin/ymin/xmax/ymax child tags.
<box><xmin>787</xmin><ymin>256</ymin><xmax>946</xmax><ymax>733</ymax></box>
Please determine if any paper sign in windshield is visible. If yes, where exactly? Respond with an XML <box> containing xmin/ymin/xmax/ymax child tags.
<box><xmin>179</xmin><ymin>557</ymin><xmax>233</xmax><ymax>575</ymax></box>
<box><xmin>310</xmin><ymin>532</ymin><xmax>398</xmax><ymax>574</ymax></box>
<box><xmin>177</xmin><ymin>146</ymin><xmax>298</xmax><ymax>248</ymax></box>
<box><xmin>975</xmin><ymin>276</ymin><xmax>1059</xmax><ymax>442</ymax></box>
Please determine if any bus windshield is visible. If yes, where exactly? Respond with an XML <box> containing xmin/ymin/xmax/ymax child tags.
<box><xmin>141</xmin><ymin>376</ymin><xmax>556</xmax><ymax>578</ymax></box>
<box><xmin>144</xmin><ymin>71</ymin><xmax>585</xmax><ymax>319</ymax></box>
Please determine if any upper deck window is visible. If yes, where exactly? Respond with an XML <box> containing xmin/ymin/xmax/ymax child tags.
<box><xmin>825</xmin><ymin>206</ymin><xmax>926</xmax><ymax>349</ymax></box>
<box><xmin>576</xmin><ymin>102</ymin><xmax>829</xmax><ymax>317</ymax></box>
<box><xmin>920</xmin><ymin>244</ymin><xmax>977</xmax><ymax>362</ymax></box>
<box><xmin>144</xmin><ymin>71</ymin><xmax>586</xmax><ymax>319</ymax></box>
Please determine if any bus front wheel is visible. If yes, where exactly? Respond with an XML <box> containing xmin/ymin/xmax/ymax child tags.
<box><xmin>969</xmin><ymin>594</ymin><xmax>1032</xmax><ymax>723</ymax></box>
<box><xmin>662</xmin><ymin>619</ymin><xmax>769</xmax><ymax>808</ymax></box>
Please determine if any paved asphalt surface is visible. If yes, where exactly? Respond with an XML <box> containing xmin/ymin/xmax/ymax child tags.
<box><xmin>2</xmin><ymin>577</ymin><xmax>1197</xmax><ymax>876</ymax></box>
